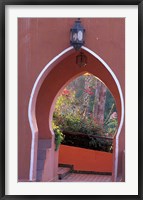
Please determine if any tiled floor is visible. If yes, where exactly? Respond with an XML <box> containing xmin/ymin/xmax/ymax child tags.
<box><xmin>56</xmin><ymin>167</ymin><xmax>112</xmax><ymax>182</ymax></box>
<box><xmin>58</xmin><ymin>167</ymin><xmax>71</xmax><ymax>175</ymax></box>
<box><xmin>56</xmin><ymin>173</ymin><xmax>112</xmax><ymax>182</ymax></box>
<box><xmin>19</xmin><ymin>168</ymin><xmax>112</xmax><ymax>182</ymax></box>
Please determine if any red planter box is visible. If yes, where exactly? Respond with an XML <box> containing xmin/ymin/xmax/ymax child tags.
<box><xmin>59</xmin><ymin>145</ymin><xmax>113</xmax><ymax>173</ymax></box>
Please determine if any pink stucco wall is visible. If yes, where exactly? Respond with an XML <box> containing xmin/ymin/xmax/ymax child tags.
<box><xmin>18</xmin><ymin>18</ymin><xmax>125</xmax><ymax>181</ymax></box>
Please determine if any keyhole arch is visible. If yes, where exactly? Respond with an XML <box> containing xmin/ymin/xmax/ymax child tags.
<box><xmin>28</xmin><ymin>46</ymin><xmax>124</xmax><ymax>182</ymax></box>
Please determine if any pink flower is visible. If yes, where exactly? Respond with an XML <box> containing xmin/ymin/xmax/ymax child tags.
<box><xmin>84</xmin><ymin>87</ymin><xmax>94</xmax><ymax>95</ymax></box>
<box><xmin>62</xmin><ymin>89</ymin><xmax>70</xmax><ymax>96</ymax></box>
<box><xmin>110</xmin><ymin>112</ymin><xmax>117</xmax><ymax>120</ymax></box>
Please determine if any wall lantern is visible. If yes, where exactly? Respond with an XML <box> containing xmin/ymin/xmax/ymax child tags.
<box><xmin>76</xmin><ymin>52</ymin><xmax>87</xmax><ymax>67</ymax></box>
<box><xmin>70</xmin><ymin>18</ymin><xmax>85</xmax><ymax>51</ymax></box>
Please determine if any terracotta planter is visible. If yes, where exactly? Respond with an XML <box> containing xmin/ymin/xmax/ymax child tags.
<box><xmin>59</xmin><ymin>145</ymin><xmax>113</xmax><ymax>173</ymax></box>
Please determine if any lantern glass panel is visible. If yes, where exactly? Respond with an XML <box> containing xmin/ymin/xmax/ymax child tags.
<box><xmin>70</xmin><ymin>19</ymin><xmax>85</xmax><ymax>50</ymax></box>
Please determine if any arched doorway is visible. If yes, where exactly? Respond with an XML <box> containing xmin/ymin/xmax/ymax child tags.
<box><xmin>28</xmin><ymin>46</ymin><xmax>124</xmax><ymax>182</ymax></box>
<box><xmin>53</xmin><ymin>72</ymin><xmax>118</xmax><ymax>179</ymax></box>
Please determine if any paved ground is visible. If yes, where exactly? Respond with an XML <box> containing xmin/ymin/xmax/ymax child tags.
<box><xmin>19</xmin><ymin>167</ymin><xmax>112</xmax><ymax>182</ymax></box>
<box><xmin>56</xmin><ymin>167</ymin><xmax>112</xmax><ymax>182</ymax></box>
<box><xmin>58</xmin><ymin>167</ymin><xmax>71</xmax><ymax>174</ymax></box>
<box><xmin>56</xmin><ymin>173</ymin><xmax>112</xmax><ymax>182</ymax></box>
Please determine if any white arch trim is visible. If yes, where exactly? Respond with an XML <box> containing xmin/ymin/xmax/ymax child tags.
<box><xmin>28</xmin><ymin>46</ymin><xmax>124</xmax><ymax>181</ymax></box>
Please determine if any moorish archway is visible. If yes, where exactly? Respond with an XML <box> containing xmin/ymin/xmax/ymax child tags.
<box><xmin>28</xmin><ymin>46</ymin><xmax>124</xmax><ymax>182</ymax></box>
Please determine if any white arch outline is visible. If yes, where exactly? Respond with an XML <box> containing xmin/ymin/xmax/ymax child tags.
<box><xmin>28</xmin><ymin>46</ymin><xmax>124</xmax><ymax>181</ymax></box>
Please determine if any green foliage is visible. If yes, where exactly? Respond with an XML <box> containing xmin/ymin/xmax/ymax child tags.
<box><xmin>53</xmin><ymin>113</ymin><xmax>105</xmax><ymax>136</ymax></box>
<box><xmin>89</xmin><ymin>137</ymin><xmax>98</xmax><ymax>148</ymax></box>
<box><xmin>75</xmin><ymin>89</ymin><xmax>83</xmax><ymax>99</ymax></box>
<box><xmin>52</xmin><ymin>74</ymin><xmax>118</xmax><ymax>152</ymax></box>
<box><xmin>104</xmin><ymin>89</ymin><xmax>117</xmax><ymax>120</ymax></box>
<box><xmin>104</xmin><ymin>118</ymin><xmax>118</xmax><ymax>135</ymax></box>
<box><xmin>52</xmin><ymin>122</ymin><xmax>65</xmax><ymax>151</ymax></box>
<box><xmin>62</xmin><ymin>132</ymin><xmax>113</xmax><ymax>152</ymax></box>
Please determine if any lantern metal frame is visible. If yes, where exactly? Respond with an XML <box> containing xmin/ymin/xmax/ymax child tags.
<box><xmin>70</xmin><ymin>18</ymin><xmax>85</xmax><ymax>51</ymax></box>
